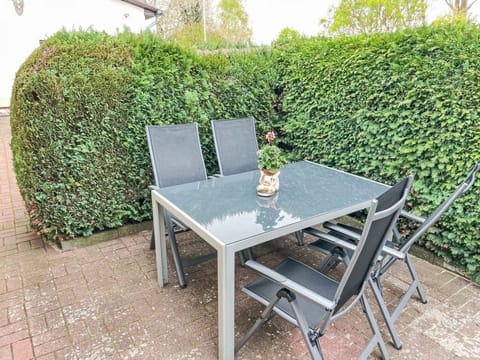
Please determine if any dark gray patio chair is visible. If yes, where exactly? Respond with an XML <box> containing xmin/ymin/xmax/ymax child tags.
<box><xmin>146</xmin><ymin>123</ymin><xmax>215</xmax><ymax>288</ymax></box>
<box><xmin>211</xmin><ymin>117</ymin><xmax>304</xmax><ymax>247</ymax></box>
<box><xmin>305</xmin><ymin>162</ymin><xmax>479</xmax><ymax>350</ymax></box>
<box><xmin>236</xmin><ymin>176</ymin><xmax>413</xmax><ymax>359</ymax></box>
<box><xmin>211</xmin><ymin>117</ymin><xmax>259</xmax><ymax>262</ymax></box>
<box><xmin>211</xmin><ymin>117</ymin><xmax>259</xmax><ymax>176</ymax></box>
<box><xmin>211</xmin><ymin>117</ymin><xmax>304</xmax><ymax>257</ymax></box>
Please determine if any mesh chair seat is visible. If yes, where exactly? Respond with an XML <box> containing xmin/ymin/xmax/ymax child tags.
<box><xmin>243</xmin><ymin>258</ymin><xmax>337</xmax><ymax>329</ymax></box>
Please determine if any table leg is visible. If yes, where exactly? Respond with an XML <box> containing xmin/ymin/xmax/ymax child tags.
<box><xmin>152</xmin><ymin>194</ymin><xmax>168</xmax><ymax>286</ymax></box>
<box><xmin>218</xmin><ymin>246</ymin><xmax>236</xmax><ymax>360</ymax></box>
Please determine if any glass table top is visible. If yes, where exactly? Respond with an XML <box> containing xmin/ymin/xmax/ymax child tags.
<box><xmin>157</xmin><ymin>161</ymin><xmax>388</xmax><ymax>245</ymax></box>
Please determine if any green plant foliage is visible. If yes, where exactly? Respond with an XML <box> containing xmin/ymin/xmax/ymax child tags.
<box><xmin>257</xmin><ymin>131</ymin><xmax>287</xmax><ymax>171</ymax></box>
<box><xmin>10</xmin><ymin>30</ymin><xmax>277</xmax><ymax>243</ymax></box>
<box><xmin>257</xmin><ymin>145</ymin><xmax>287</xmax><ymax>172</ymax></box>
<box><xmin>217</xmin><ymin>0</ymin><xmax>252</xmax><ymax>44</ymax></box>
<box><xmin>273</xmin><ymin>23</ymin><xmax>480</xmax><ymax>276</ymax></box>
<box><xmin>326</xmin><ymin>0</ymin><xmax>427</xmax><ymax>35</ymax></box>
<box><xmin>11</xmin><ymin>31</ymin><xmax>136</xmax><ymax>241</ymax></box>
<box><xmin>199</xmin><ymin>47</ymin><xmax>278</xmax><ymax>138</ymax></box>
<box><xmin>10</xmin><ymin>24</ymin><xmax>480</xmax><ymax>279</ymax></box>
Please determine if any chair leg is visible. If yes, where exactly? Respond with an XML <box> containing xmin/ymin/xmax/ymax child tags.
<box><xmin>295</xmin><ymin>231</ymin><xmax>305</xmax><ymax>246</ymax></box>
<box><xmin>247</xmin><ymin>247</ymin><xmax>255</xmax><ymax>260</ymax></box>
<box><xmin>235</xmin><ymin>295</ymin><xmax>280</xmax><ymax>353</ymax></box>
<box><xmin>165</xmin><ymin>214</ymin><xmax>187</xmax><ymax>288</ymax></box>
<box><xmin>289</xmin><ymin>296</ymin><xmax>324</xmax><ymax>360</ymax></box>
<box><xmin>318</xmin><ymin>246</ymin><xmax>348</xmax><ymax>274</ymax></box>
<box><xmin>369</xmin><ymin>277</ymin><xmax>402</xmax><ymax>349</ymax></box>
<box><xmin>150</xmin><ymin>229</ymin><xmax>155</xmax><ymax>250</ymax></box>
<box><xmin>359</xmin><ymin>294</ymin><xmax>390</xmax><ymax>360</ymax></box>
<box><xmin>317</xmin><ymin>253</ymin><xmax>341</xmax><ymax>273</ymax></box>
<box><xmin>390</xmin><ymin>254</ymin><xmax>427</xmax><ymax>323</ymax></box>
<box><xmin>406</xmin><ymin>254</ymin><xmax>428</xmax><ymax>304</ymax></box>
<box><xmin>239</xmin><ymin>251</ymin><xmax>246</xmax><ymax>266</ymax></box>
<box><xmin>239</xmin><ymin>248</ymin><xmax>255</xmax><ymax>267</ymax></box>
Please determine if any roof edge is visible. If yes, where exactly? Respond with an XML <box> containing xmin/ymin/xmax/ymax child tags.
<box><xmin>120</xmin><ymin>0</ymin><xmax>159</xmax><ymax>14</ymax></box>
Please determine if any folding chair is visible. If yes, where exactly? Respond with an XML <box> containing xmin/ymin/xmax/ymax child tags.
<box><xmin>211</xmin><ymin>117</ymin><xmax>304</xmax><ymax>247</ymax></box>
<box><xmin>211</xmin><ymin>117</ymin><xmax>259</xmax><ymax>262</ymax></box>
<box><xmin>211</xmin><ymin>117</ymin><xmax>259</xmax><ymax>176</ymax></box>
<box><xmin>146</xmin><ymin>123</ymin><xmax>215</xmax><ymax>288</ymax></box>
<box><xmin>305</xmin><ymin>162</ymin><xmax>479</xmax><ymax>350</ymax></box>
<box><xmin>236</xmin><ymin>176</ymin><xmax>413</xmax><ymax>359</ymax></box>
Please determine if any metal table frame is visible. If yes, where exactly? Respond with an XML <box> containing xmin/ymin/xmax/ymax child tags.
<box><xmin>151</xmin><ymin>161</ymin><xmax>388</xmax><ymax>359</ymax></box>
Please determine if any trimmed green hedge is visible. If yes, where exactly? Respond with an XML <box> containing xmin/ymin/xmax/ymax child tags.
<box><xmin>10</xmin><ymin>24</ymin><xmax>480</xmax><ymax>279</ymax></box>
<box><xmin>10</xmin><ymin>31</ymin><xmax>277</xmax><ymax>241</ymax></box>
<box><xmin>11</xmin><ymin>32</ymin><xmax>136</xmax><ymax>240</ymax></box>
<box><xmin>274</xmin><ymin>23</ymin><xmax>480</xmax><ymax>277</ymax></box>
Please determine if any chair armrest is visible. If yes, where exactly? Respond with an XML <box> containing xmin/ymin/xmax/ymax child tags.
<box><xmin>381</xmin><ymin>245</ymin><xmax>405</xmax><ymax>260</ymax></box>
<box><xmin>245</xmin><ymin>260</ymin><xmax>336</xmax><ymax>310</ymax></box>
<box><xmin>322</xmin><ymin>222</ymin><xmax>361</xmax><ymax>241</ymax></box>
<box><xmin>400</xmin><ymin>210</ymin><xmax>425</xmax><ymax>224</ymax></box>
<box><xmin>303</xmin><ymin>227</ymin><xmax>357</xmax><ymax>252</ymax></box>
<box><xmin>148</xmin><ymin>185</ymin><xmax>160</xmax><ymax>191</ymax></box>
<box><xmin>171</xmin><ymin>218</ymin><xmax>188</xmax><ymax>231</ymax></box>
<box><xmin>305</xmin><ymin>227</ymin><xmax>405</xmax><ymax>260</ymax></box>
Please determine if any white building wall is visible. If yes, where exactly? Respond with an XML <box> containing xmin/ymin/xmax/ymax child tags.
<box><xmin>0</xmin><ymin>0</ymin><xmax>156</xmax><ymax>107</ymax></box>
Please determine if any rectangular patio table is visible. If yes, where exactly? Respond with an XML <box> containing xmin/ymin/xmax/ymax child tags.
<box><xmin>151</xmin><ymin>160</ymin><xmax>388</xmax><ymax>359</ymax></box>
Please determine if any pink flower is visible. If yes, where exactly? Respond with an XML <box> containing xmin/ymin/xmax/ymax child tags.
<box><xmin>266</xmin><ymin>131</ymin><xmax>276</xmax><ymax>143</ymax></box>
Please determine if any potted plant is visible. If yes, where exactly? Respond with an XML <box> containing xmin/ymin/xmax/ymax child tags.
<box><xmin>256</xmin><ymin>131</ymin><xmax>287</xmax><ymax>196</ymax></box>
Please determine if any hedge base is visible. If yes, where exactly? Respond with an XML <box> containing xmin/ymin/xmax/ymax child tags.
<box><xmin>58</xmin><ymin>221</ymin><xmax>152</xmax><ymax>250</ymax></box>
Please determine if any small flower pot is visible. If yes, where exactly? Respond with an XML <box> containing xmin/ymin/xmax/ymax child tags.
<box><xmin>256</xmin><ymin>169</ymin><xmax>280</xmax><ymax>197</ymax></box>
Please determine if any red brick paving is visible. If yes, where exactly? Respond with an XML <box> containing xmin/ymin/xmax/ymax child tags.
<box><xmin>12</xmin><ymin>338</ymin><xmax>34</xmax><ymax>359</ymax></box>
<box><xmin>1</xmin><ymin>115</ymin><xmax>480</xmax><ymax>359</ymax></box>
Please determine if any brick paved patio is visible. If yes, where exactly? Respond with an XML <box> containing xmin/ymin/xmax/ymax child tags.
<box><xmin>1</xmin><ymin>115</ymin><xmax>479</xmax><ymax>359</ymax></box>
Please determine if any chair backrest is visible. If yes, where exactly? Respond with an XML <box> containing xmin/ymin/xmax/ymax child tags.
<box><xmin>211</xmin><ymin>117</ymin><xmax>259</xmax><ymax>176</ymax></box>
<box><xmin>401</xmin><ymin>162</ymin><xmax>480</xmax><ymax>252</ymax></box>
<box><xmin>145</xmin><ymin>123</ymin><xmax>208</xmax><ymax>188</ymax></box>
<box><xmin>335</xmin><ymin>175</ymin><xmax>414</xmax><ymax>310</ymax></box>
